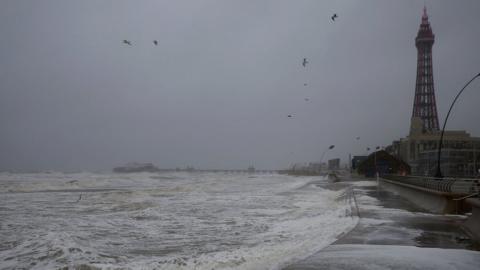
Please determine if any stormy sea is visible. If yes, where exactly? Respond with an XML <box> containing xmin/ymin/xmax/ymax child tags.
<box><xmin>0</xmin><ymin>172</ymin><xmax>356</xmax><ymax>270</ymax></box>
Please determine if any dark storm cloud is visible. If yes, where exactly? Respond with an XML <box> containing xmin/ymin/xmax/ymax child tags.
<box><xmin>1</xmin><ymin>0</ymin><xmax>479</xmax><ymax>171</ymax></box>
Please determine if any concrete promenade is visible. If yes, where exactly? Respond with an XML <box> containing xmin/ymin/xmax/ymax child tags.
<box><xmin>283</xmin><ymin>175</ymin><xmax>480</xmax><ymax>270</ymax></box>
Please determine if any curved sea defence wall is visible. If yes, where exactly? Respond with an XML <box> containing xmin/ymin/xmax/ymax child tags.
<box><xmin>464</xmin><ymin>198</ymin><xmax>480</xmax><ymax>243</ymax></box>
<box><xmin>379</xmin><ymin>178</ymin><xmax>459</xmax><ymax>214</ymax></box>
<box><xmin>379</xmin><ymin>177</ymin><xmax>480</xmax><ymax>244</ymax></box>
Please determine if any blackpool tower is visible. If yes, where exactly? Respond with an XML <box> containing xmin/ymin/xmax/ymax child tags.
<box><xmin>411</xmin><ymin>7</ymin><xmax>439</xmax><ymax>133</ymax></box>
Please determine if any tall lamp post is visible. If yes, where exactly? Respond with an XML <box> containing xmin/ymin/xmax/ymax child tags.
<box><xmin>320</xmin><ymin>145</ymin><xmax>335</xmax><ymax>166</ymax></box>
<box><xmin>435</xmin><ymin>73</ymin><xmax>480</xmax><ymax>178</ymax></box>
<box><xmin>374</xmin><ymin>146</ymin><xmax>380</xmax><ymax>179</ymax></box>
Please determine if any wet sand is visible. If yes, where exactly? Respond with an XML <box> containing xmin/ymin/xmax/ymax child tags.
<box><xmin>284</xmin><ymin>176</ymin><xmax>480</xmax><ymax>270</ymax></box>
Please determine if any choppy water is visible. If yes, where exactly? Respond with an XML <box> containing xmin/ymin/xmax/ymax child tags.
<box><xmin>0</xmin><ymin>172</ymin><xmax>356</xmax><ymax>270</ymax></box>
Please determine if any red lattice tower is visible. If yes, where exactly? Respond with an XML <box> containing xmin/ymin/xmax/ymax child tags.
<box><xmin>412</xmin><ymin>7</ymin><xmax>439</xmax><ymax>132</ymax></box>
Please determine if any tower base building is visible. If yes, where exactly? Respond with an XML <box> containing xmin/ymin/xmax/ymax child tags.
<box><xmin>386</xmin><ymin>129</ymin><xmax>480</xmax><ymax>178</ymax></box>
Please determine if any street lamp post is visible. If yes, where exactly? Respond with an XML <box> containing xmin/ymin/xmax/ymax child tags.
<box><xmin>374</xmin><ymin>146</ymin><xmax>380</xmax><ymax>179</ymax></box>
<box><xmin>320</xmin><ymin>145</ymin><xmax>335</xmax><ymax>167</ymax></box>
<box><xmin>435</xmin><ymin>73</ymin><xmax>480</xmax><ymax>178</ymax></box>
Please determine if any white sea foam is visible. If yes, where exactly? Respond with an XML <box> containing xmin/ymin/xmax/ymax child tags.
<box><xmin>309</xmin><ymin>244</ymin><xmax>480</xmax><ymax>270</ymax></box>
<box><xmin>0</xmin><ymin>172</ymin><xmax>357</xmax><ymax>270</ymax></box>
<box><xmin>352</xmin><ymin>180</ymin><xmax>378</xmax><ymax>187</ymax></box>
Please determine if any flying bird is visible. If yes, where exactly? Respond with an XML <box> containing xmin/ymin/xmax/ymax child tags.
<box><xmin>287</xmin><ymin>114</ymin><xmax>293</xmax><ymax>118</ymax></box>
<box><xmin>75</xmin><ymin>194</ymin><xmax>82</xmax><ymax>203</ymax></box>
<box><xmin>302</xmin><ymin>58</ymin><xmax>308</xmax><ymax>67</ymax></box>
<box><xmin>331</xmin><ymin>13</ymin><xmax>338</xmax><ymax>21</ymax></box>
<box><xmin>304</xmin><ymin>83</ymin><xmax>308</xmax><ymax>86</ymax></box>
<box><xmin>305</xmin><ymin>98</ymin><xmax>309</xmax><ymax>101</ymax></box>
<box><xmin>153</xmin><ymin>40</ymin><xmax>158</xmax><ymax>45</ymax></box>
<box><xmin>123</xmin><ymin>40</ymin><xmax>132</xmax><ymax>46</ymax></box>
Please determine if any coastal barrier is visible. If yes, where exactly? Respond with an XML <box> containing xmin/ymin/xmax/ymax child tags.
<box><xmin>379</xmin><ymin>175</ymin><xmax>479</xmax><ymax>214</ymax></box>
<box><xmin>464</xmin><ymin>198</ymin><xmax>480</xmax><ymax>243</ymax></box>
<box><xmin>382</xmin><ymin>174</ymin><xmax>479</xmax><ymax>195</ymax></box>
<box><xmin>378</xmin><ymin>174</ymin><xmax>480</xmax><ymax>243</ymax></box>
<box><xmin>379</xmin><ymin>178</ymin><xmax>458</xmax><ymax>213</ymax></box>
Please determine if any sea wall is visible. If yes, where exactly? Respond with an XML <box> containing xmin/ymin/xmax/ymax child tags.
<box><xmin>379</xmin><ymin>178</ymin><xmax>459</xmax><ymax>214</ymax></box>
<box><xmin>464</xmin><ymin>198</ymin><xmax>480</xmax><ymax>243</ymax></box>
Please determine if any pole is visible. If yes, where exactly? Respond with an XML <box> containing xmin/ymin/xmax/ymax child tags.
<box><xmin>474</xmin><ymin>142</ymin><xmax>477</xmax><ymax>177</ymax></box>
<box><xmin>374</xmin><ymin>146</ymin><xmax>380</xmax><ymax>179</ymax></box>
<box><xmin>320</xmin><ymin>145</ymin><xmax>335</xmax><ymax>164</ymax></box>
<box><xmin>435</xmin><ymin>73</ymin><xmax>480</xmax><ymax>178</ymax></box>
<box><xmin>350</xmin><ymin>137</ymin><xmax>360</xmax><ymax>174</ymax></box>
<box><xmin>349</xmin><ymin>153</ymin><xmax>352</xmax><ymax>173</ymax></box>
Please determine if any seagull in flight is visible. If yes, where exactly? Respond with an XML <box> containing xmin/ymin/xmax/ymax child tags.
<box><xmin>153</xmin><ymin>40</ymin><xmax>158</xmax><ymax>45</ymax></box>
<box><xmin>304</xmin><ymin>83</ymin><xmax>308</xmax><ymax>86</ymax></box>
<box><xmin>331</xmin><ymin>13</ymin><xmax>338</xmax><ymax>21</ymax></box>
<box><xmin>123</xmin><ymin>40</ymin><xmax>132</xmax><ymax>46</ymax></box>
<box><xmin>287</xmin><ymin>114</ymin><xmax>293</xmax><ymax>118</ymax></box>
<box><xmin>302</xmin><ymin>58</ymin><xmax>308</xmax><ymax>67</ymax></box>
<box><xmin>305</xmin><ymin>98</ymin><xmax>310</xmax><ymax>102</ymax></box>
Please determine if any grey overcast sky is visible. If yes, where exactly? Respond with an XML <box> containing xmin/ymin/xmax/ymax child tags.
<box><xmin>1</xmin><ymin>0</ymin><xmax>479</xmax><ymax>171</ymax></box>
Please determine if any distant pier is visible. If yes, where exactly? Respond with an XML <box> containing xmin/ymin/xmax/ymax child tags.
<box><xmin>159</xmin><ymin>169</ymin><xmax>281</xmax><ymax>174</ymax></box>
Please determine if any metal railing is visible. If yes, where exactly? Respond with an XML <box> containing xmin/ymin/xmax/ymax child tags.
<box><xmin>338</xmin><ymin>186</ymin><xmax>361</xmax><ymax>218</ymax></box>
<box><xmin>382</xmin><ymin>174</ymin><xmax>480</xmax><ymax>196</ymax></box>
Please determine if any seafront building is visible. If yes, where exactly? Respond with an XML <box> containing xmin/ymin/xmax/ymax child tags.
<box><xmin>328</xmin><ymin>158</ymin><xmax>340</xmax><ymax>171</ymax></box>
<box><xmin>385</xmin><ymin>8</ymin><xmax>480</xmax><ymax>177</ymax></box>
<box><xmin>387</xmin><ymin>128</ymin><xmax>480</xmax><ymax>177</ymax></box>
<box><xmin>351</xmin><ymin>156</ymin><xmax>367</xmax><ymax>171</ymax></box>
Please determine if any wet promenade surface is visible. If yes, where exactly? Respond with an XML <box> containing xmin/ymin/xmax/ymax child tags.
<box><xmin>284</xmin><ymin>177</ymin><xmax>480</xmax><ymax>270</ymax></box>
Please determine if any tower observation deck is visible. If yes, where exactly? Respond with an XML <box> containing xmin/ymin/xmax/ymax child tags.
<box><xmin>411</xmin><ymin>7</ymin><xmax>439</xmax><ymax>133</ymax></box>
